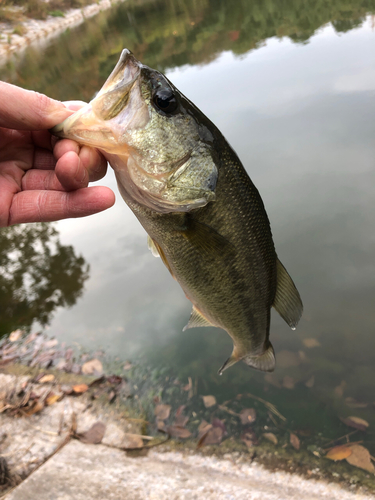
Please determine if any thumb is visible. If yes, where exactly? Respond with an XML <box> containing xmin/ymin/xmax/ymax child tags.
<box><xmin>0</xmin><ymin>81</ymin><xmax>75</xmax><ymax>131</ymax></box>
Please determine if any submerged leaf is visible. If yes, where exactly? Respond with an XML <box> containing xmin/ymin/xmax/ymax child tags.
<box><xmin>302</xmin><ymin>338</ymin><xmax>321</xmax><ymax>348</ymax></box>
<box><xmin>326</xmin><ymin>445</ymin><xmax>352</xmax><ymax>461</ymax></box>
<box><xmin>202</xmin><ymin>395</ymin><xmax>216</xmax><ymax>408</ymax></box>
<box><xmin>346</xmin><ymin>445</ymin><xmax>375</xmax><ymax>473</ymax></box>
<box><xmin>290</xmin><ymin>433</ymin><xmax>300</xmax><ymax>450</ymax></box>
<box><xmin>340</xmin><ymin>416</ymin><xmax>369</xmax><ymax>431</ymax></box>
<box><xmin>277</xmin><ymin>350</ymin><xmax>301</xmax><ymax>368</ymax></box>
<box><xmin>168</xmin><ymin>426</ymin><xmax>192</xmax><ymax>439</ymax></box>
<box><xmin>198</xmin><ymin>426</ymin><xmax>223</xmax><ymax>448</ymax></box>
<box><xmin>345</xmin><ymin>397</ymin><xmax>368</xmax><ymax>409</ymax></box>
<box><xmin>77</xmin><ymin>422</ymin><xmax>106</xmax><ymax>444</ymax></box>
<box><xmin>239</xmin><ymin>408</ymin><xmax>256</xmax><ymax>425</ymax></box>
<box><xmin>305</xmin><ymin>376</ymin><xmax>315</xmax><ymax>388</ymax></box>
<box><xmin>282</xmin><ymin>376</ymin><xmax>295</xmax><ymax>389</ymax></box>
<box><xmin>263</xmin><ymin>432</ymin><xmax>278</xmax><ymax>445</ymax></box>
<box><xmin>154</xmin><ymin>404</ymin><xmax>171</xmax><ymax>420</ymax></box>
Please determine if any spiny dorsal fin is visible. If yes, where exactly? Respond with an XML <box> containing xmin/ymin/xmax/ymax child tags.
<box><xmin>147</xmin><ymin>235</ymin><xmax>160</xmax><ymax>258</ymax></box>
<box><xmin>273</xmin><ymin>258</ymin><xmax>303</xmax><ymax>329</ymax></box>
<box><xmin>183</xmin><ymin>306</ymin><xmax>213</xmax><ymax>331</ymax></box>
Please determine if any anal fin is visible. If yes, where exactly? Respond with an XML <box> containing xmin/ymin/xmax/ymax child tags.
<box><xmin>183</xmin><ymin>306</ymin><xmax>213</xmax><ymax>331</ymax></box>
<box><xmin>273</xmin><ymin>258</ymin><xmax>303</xmax><ymax>329</ymax></box>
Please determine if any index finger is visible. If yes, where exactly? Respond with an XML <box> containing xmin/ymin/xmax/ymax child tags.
<box><xmin>0</xmin><ymin>82</ymin><xmax>74</xmax><ymax>131</ymax></box>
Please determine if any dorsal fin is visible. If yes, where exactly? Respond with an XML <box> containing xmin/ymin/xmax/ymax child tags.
<box><xmin>273</xmin><ymin>258</ymin><xmax>303</xmax><ymax>329</ymax></box>
<box><xmin>183</xmin><ymin>306</ymin><xmax>213</xmax><ymax>331</ymax></box>
<box><xmin>147</xmin><ymin>235</ymin><xmax>160</xmax><ymax>257</ymax></box>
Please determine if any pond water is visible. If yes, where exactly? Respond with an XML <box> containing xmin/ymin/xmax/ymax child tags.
<box><xmin>1</xmin><ymin>0</ymin><xmax>375</xmax><ymax>478</ymax></box>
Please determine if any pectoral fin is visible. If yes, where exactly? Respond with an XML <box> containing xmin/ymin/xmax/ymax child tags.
<box><xmin>179</xmin><ymin>218</ymin><xmax>235</xmax><ymax>259</ymax></box>
<box><xmin>147</xmin><ymin>236</ymin><xmax>175</xmax><ymax>279</ymax></box>
<box><xmin>183</xmin><ymin>306</ymin><xmax>213</xmax><ymax>331</ymax></box>
<box><xmin>273</xmin><ymin>258</ymin><xmax>303</xmax><ymax>329</ymax></box>
<box><xmin>147</xmin><ymin>235</ymin><xmax>160</xmax><ymax>258</ymax></box>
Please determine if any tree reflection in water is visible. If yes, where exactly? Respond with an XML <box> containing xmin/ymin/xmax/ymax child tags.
<box><xmin>0</xmin><ymin>223</ymin><xmax>89</xmax><ymax>337</ymax></box>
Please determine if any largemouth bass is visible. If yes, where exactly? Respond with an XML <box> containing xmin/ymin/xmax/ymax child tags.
<box><xmin>52</xmin><ymin>49</ymin><xmax>303</xmax><ymax>374</ymax></box>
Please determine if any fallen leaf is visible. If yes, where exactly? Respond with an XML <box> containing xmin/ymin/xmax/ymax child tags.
<box><xmin>154</xmin><ymin>404</ymin><xmax>171</xmax><ymax>420</ymax></box>
<box><xmin>9</xmin><ymin>329</ymin><xmax>23</xmax><ymax>342</ymax></box>
<box><xmin>77</xmin><ymin>422</ymin><xmax>106</xmax><ymax>444</ymax></box>
<box><xmin>156</xmin><ymin>419</ymin><xmax>167</xmax><ymax>432</ymax></box>
<box><xmin>241</xmin><ymin>428</ymin><xmax>258</xmax><ymax>448</ymax></box>
<box><xmin>72</xmin><ymin>384</ymin><xmax>89</xmax><ymax>394</ymax></box>
<box><xmin>345</xmin><ymin>397</ymin><xmax>368</xmax><ymax>408</ymax></box>
<box><xmin>305</xmin><ymin>376</ymin><xmax>315</xmax><ymax>388</ymax></box>
<box><xmin>277</xmin><ymin>350</ymin><xmax>301</xmax><ymax>368</ymax></box>
<box><xmin>263</xmin><ymin>432</ymin><xmax>278</xmax><ymax>445</ymax></box>
<box><xmin>46</xmin><ymin>394</ymin><xmax>62</xmax><ymax>406</ymax></box>
<box><xmin>60</xmin><ymin>385</ymin><xmax>73</xmax><ymax>395</ymax></box>
<box><xmin>282</xmin><ymin>376</ymin><xmax>295</xmax><ymax>389</ymax></box>
<box><xmin>38</xmin><ymin>374</ymin><xmax>55</xmax><ymax>384</ymax></box>
<box><xmin>346</xmin><ymin>444</ymin><xmax>375</xmax><ymax>473</ymax></box>
<box><xmin>202</xmin><ymin>395</ymin><xmax>216</xmax><ymax>408</ymax></box>
<box><xmin>239</xmin><ymin>408</ymin><xmax>256</xmax><ymax>425</ymax></box>
<box><xmin>44</xmin><ymin>339</ymin><xmax>58</xmax><ymax>349</ymax></box>
<box><xmin>168</xmin><ymin>426</ymin><xmax>192</xmax><ymax>438</ymax></box>
<box><xmin>290</xmin><ymin>433</ymin><xmax>300</xmax><ymax>450</ymax></box>
<box><xmin>121</xmin><ymin>434</ymin><xmax>144</xmax><ymax>449</ymax></box>
<box><xmin>82</xmin><ymin>359</ymin><xmax>103</xmax><ymax>376</ymax></box>
<box><xmin>302</xmin><ymin>338</ymin><xmax>321</xmax><ymax>348</ymax></box>
<box><xmin>123</xmin><ymin>361</ymin><xmax>132</xmax><ymax>371</ymax></box>
<box><xmin>25</xmin><ymin>400</ymin><xmax>44</xmax><ymax>416</ymax></box>
<box><xmin>174</xmin><ymin>414</ymin><xmax>189</xmax><ymax>427</ymax></box>
<box><xmin>107</xmin><ymin>375</ymin><xmax>122</xmax><ymax>385</ymax></box>
<box><xmin>198</xmin><ymin>426</ymin><xmax>223</xmax><ymax>448</ymax></box>
<box><xmin>212</xmin><ymin>418</ymin><xmax>227</xmax><ymax>435</ymax></box>
<box><xmin>198</xmin><ymin>420</ymin><xmax>212</xmax><ymax>436</ymax></box>
<box><xmin>340</xmin><ymin>416</ymin><xmax>369</xmax><ymax>431</ymax></box>
<box><xmin>326</xmin><ymin>445</ymin><xmax>352</xmax><ymax>461</ymax></box>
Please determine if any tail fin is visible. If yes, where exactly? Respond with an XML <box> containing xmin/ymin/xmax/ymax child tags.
<box><xmin>218</xmin><ymin>342</ymin><xmax>276</xmax><ymax>375</ymax></box>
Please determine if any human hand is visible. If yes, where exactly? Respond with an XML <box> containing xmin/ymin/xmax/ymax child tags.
<box><xmin>0</xmin><ymin>82</ymin><xmax>115</xmax><ymax>227</ymax></box>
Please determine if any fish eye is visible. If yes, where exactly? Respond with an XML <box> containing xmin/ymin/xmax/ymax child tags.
<box><xmin>152</xmin><ymin>89</ymin><xmax>178</xmax><ymax>114</ymax></box>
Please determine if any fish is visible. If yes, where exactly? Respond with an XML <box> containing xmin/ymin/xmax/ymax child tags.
<box><xmin>52</xmin><ymin>49</ymin><xmax>303</xmax><ymax>374</ymax></box>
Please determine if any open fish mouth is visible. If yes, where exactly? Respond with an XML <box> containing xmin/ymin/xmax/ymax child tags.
<box><xmin>51</xmin><ymin>49</ymin><xmax>145</xmax><ymax>152</ymax></box>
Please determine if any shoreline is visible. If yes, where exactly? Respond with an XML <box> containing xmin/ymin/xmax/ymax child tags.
<box><xmin>0</xmin><ymin>329</ymin><xmax>374</xmax><ymax>497</ymax></box>
<box><xmin>0</xmin><ymin>0</ymin><xmax>125</xmax><ymax>66</ymax></box>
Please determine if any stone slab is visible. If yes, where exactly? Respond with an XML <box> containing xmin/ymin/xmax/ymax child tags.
<box><xmin>4</xmin><ymin>440</ymin><xmax>373</xmax><ymax>500</ymax></box>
